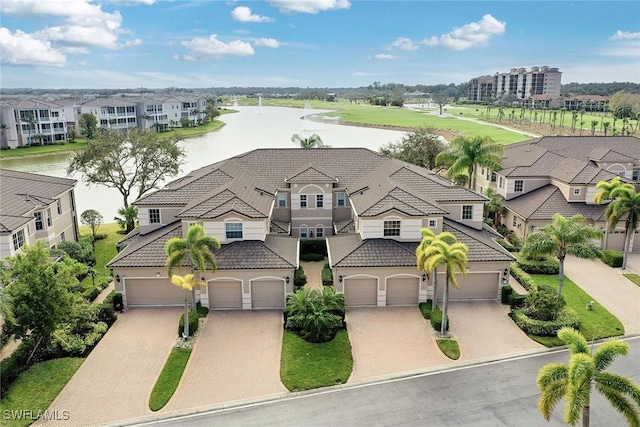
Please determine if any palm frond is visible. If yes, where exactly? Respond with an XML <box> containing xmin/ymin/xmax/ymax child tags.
<box><xmin>593</xmin><ymin>339</ymin><xmax>630</xmax><ymax>371</ymax></box>
<box><xmin>558</xmin><ymin>328</ymin><xmax>590</xmax><ymax>355</ymax></box>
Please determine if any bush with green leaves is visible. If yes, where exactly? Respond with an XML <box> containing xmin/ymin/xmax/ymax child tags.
<box><xmin>516</xmin><ymin>255</ymin><xmax>560</xmax><ymax>275</ymax></box>
<box><xmin>512</xmin><ymin>307</ymin><xmax>580</xmax><ymax>336</ymax></box>
<box><xmin>418</xmin><ymin>301</ymin><xmax>449</xmax><ymax>332</ymax></box>
<box><xmin>294</xmin><ymin>267</ymin><xmax>307</xmax><ymax>289</ymax></box>
<box><xmin>509</xmin><ymin>293</ymin><xmax>527</xmax><ymax>309</ymax></box>
<box><xmin>505</xmin><ymin>233</ymin><xmax>523</xmax><ymax>250</ymax></box>
<box><xmin>321</xmin><ymin>263</ymin><xmax>333</xmax><ymax>286</ymax></box>
<box><xmin>522</xmin><ymin>286</ymin><xmax>566</xmax><ymax>321</ymax></box>
<box><xmin>501</xmin><ymin>285</ymin><xmax>513</xmax><ymax>304</ymax></box>
<box><xmin>509</xmin><ymin>262</ymin><xmax>536</xmax><ymax>291</ymax></box>
<box><xmin>56</xmin><ymin>240</ymin><xmax>96</xmax><ymax>266</ymax></box>
<box><xmin>496</xmin><ymin>239</ymin><xmax>518</xmax><ymax>252</ymax></box>
<box><xmin>112</xmin><ymin>293</ymin><xmax>124</xmax><ymax>312</ymax></box>
<box><xmin>178</xmin><ymin>310</ymin><xmax>199</xmax><ymax>337</ymax></box>
<box><xmin>300</xmin><ymin>253</ymin><xmax>325</xmax><ymax>262</ymax></box>
<box><xmin>284</xmin><ymin>287</ymin><xmax>345</xmax><ymax>343</ymax></box>
<box><xmin>600</xmin><ymin>249</ymin><xmax>624</xmax><ymax>268</ymax></box>
<box><xmin>51</xmin><ymin>297</ymin><xmax>108</xmax><ymax>356</ymax></box>
<box><xmin>300</xmin><ymin>240</ymin><xmax>327</xmax><ymax>256</ymax></box>
<box><xmin>0</xmin><ymin>335</ymin><xmax>44</xmax><ymax>395</ymax></box>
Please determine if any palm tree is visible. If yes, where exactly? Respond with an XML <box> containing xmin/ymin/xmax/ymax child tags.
<box><xmin>416</xmin><ymin>229</ymin><xmax>457</xmax><ymax>310</ymax></box>
<box><xmin>594</xmin><ymin>177</ymin><xmax>634</xmax><ymax>249</ymax></box>
<box><xmin>25</xmin><ymin>112</ymin><xmax>37</xmax><ymax>145</ymax></box>
<box><xmin>114</xmin><ymin>206</ymin><xmax>138</xmax><ymax>233</ymax></box>
<box><xmin>165</xmin><ymin>224</ymin><xmax>220</xmax><ymax>313</ymax></box>
<box><xmin>603</xmin><ymin>185</ymin><xmax>640</xmax><ymax>269</ymax></box>
<box><xmin>603</xmin><ymin>121</ymin><xmax>611</xmax><ymax>136</ymax></box>
<box><xmin>484</xmin><ymin>186</ymin><xmax>504</xmax><ymax>227</ymax></box>
<box><xmin>435</xmin><ymin>135</ymin><xmax>504</xmax><ymax>190</ymax></box>
<box><xmin>284</xmin><ymin>288</ymin><xmax>345</xmax><ymax>343</ymax></box>
<box><xmin>591</xmin><ymin>120</ymin><xmax>599</xmax><ymax>136</ymax></box>
<box><xmin>537</xmin><ymin>327</ymin><xmax>640</xmax><ymax>427</ymax></box>
<box><xmin>170</xmin><ymin>273</ymin><xmax>205</xmax><ymax>338</ymax></box>
<box><xmin>521</xmin><ymin>214</ymin><xmax>602</xmax><ymax>297</ymax></box>
<box><xmin>291</xmin><ymin>133</ymin><xmax>326</xmax><ymax>149</ymax></box>
<box><xmin>417</xmin><ymin>236</ymin><xmax>468</xmax><ymax>334</ymax></box>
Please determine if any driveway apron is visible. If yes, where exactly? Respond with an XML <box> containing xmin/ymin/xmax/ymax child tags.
<box><xmin>39</xmin><ymin>308</ymin><xmax>182</xmax><ymax>427</ymax></box>
<box><xmin>346</xmin><ymin>307</ymin><xmax>452</xmax><ymax>383</ymax></box>
<box><xmin>164</xmin><ymin>310</ymin><xmax>287</xmax><ymax>412</ymax></box>
<box><xmin>447</xmin><ymin>301</ymin><xmax>543</xmax><ymax>361</ymax></box>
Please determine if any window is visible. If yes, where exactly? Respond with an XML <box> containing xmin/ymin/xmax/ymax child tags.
<box><xmin>225</xmin><ymin>223</ymin><xmax>243</xmax><ymax>239</ymax></box>
<box><xmin>481</xmin><ymin>167</ymin><xmax>485</xmax><ymax>175</ymax></box>
<box><xmin>573</xmin><ymin>188</ymin><xmax>581</xmax><ymax>195</ymax></box>
<box><xmin>12</xmin><ymin>229</ymin><xmax>25</xmax><ymax>251</ymax></box>
<box><xmin>61</xmin><ymin>232</ymin><xmax>66</xmax><ymax>242</ymax></box>
<box><xmin>56</xmin><ymin>199</ymin><xmax>62</xmax><ymax>214</ymax></box>
<box><xmin>277</xmin><ymin>193</ymin><xmax>287</xmax><ymax>208</ymax></box>
<box><xmin>300</xmin><ymin>227</ymin><xmax>308</xmax><ymax>238</ymax></box>
<box><xmin>34</xmin><ymin>211</ymin><xmax>44</xmax><ymax>230</ymax></box>
<box><xmin>316</xmin><ymin>227</ymin><xmax>324</xmax><ymax>238</ymax></box>
<box><xmin>316</xmin><ymin>194</ymin><xmax>323</xmax><ymax>208</ymax></box>
<box><xmin>513</xmin><ymin>216</ymin><xmax>518</xmax><ymax>227</ymax></box>
<box><xmin>336</xmin><ymin>192</ymin><xmax>346</xmax><ymax>207</ymax></box>
<box><xmin>491</xmin><ymin>172</ymin><xmax>497</xmax><ymax>183</ymax></box>
<box><xmin>46</xmin><ymin>208</ymin><xmax>52</xmax><ymax>227</ymax></box>
<box><xmin>383</xmin><ymin>220</ymin><xmax>401</xmax><ymax>237</ymax></box>
<box><xmin>462</xmin><ymin>205</ymin><xmax>473</xmax><ymax>220</ymax></box>
<box><xmin>149</xmin><ymin>209</ymin><xmax>161</xmax><ymax>224</ymax></box>
<box><xmin>633</xmin><ymin>171</ymin><xmax>639</xmax><ymax>182</ymax></box>
<box><xmin>514</xmin><ymin>180</ymin><xmax>524</xmax><ymax>192</ymax></box>
<box><xmin>499</xmin><ymin>177</ymin><xmax>504</xmax><ymax>189</ymax></box>
<box><xmin>300</xmin><ymin>195</ymin><xmax>307</xmax><ymax>208</ymax></box>
<box><xmin>428</xmin><ymin>219</ymin><xmax>437</xmax><ymax>228</ymax></box>
<box><xmin>617</xmin><ymin>171</ymin><xmax>626</xmax><ymax>177</ymax></box>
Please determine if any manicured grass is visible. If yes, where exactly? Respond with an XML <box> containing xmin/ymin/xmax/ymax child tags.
<box><xmin>623</xmin><ymin>273</ymin><xmax>640</xmax><ymax>287</ymax></box>
<box><xmin>0</xmin><ymin>358</ymin><xmax>84</xmax><ymax>427</ymax></box>
<box><xmin>0</xmin><ymin>140</ymin><xmax>88</xmax><ymax>158</ymax></box>
<box><xmin>436</xmin><ymin>339</ymin><xmax>460</xmax><ymax>360</ymax></box>
<box><xmin>529</xmin><ymin>274</ymin><xmax>624</xmax><ymax>346</ymax></box>
<box><xmin>149</xmin><ymin>348</ymin><xmax>192</xmax><ymax>411</ymax></box>
<box><xmin>280</xmin><ymin>330</ymin><xmax>352</xmax><ymax>391</ymax></box>
<box><xmin>79</xmin><ymin>222</ymin><xmax>123</xmax><ymax>291</ymax></box>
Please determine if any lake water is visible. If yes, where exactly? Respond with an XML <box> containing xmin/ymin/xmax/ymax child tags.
<box><xmin>0</xmin><ymin>106</ymin><xmax>404</xmax><ymax>219</ymax></box>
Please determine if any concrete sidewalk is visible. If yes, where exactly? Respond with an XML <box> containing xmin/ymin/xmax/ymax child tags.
<box><xmin>299</xmin><ymin>261</ymin><xmax>325</xmax><ymax>291</ymax></box>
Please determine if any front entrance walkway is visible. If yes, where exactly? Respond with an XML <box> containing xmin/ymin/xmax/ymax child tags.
<box><xmin>346</xmin><ymin>307</ymin><xmax>452</xmax><ymax>382</ymax></box>
<box><xmin>299</xmin><ymin>260</ymin><xmax>325</xmax><ymax>291</ymax></box>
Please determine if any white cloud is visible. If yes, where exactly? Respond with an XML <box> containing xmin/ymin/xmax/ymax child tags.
<box><xmin>0</xmin><ymin>27</ymin><xmax>66</xmax><ymax>66</ymax></box>
<box><xmin>181</xmin><ymin>34</ymin><xmax>255</xmax><ymax>59</ymax></box>
<box><xmin>107</xmin><ymin>0</ymin><xmax>156</xmax><ymax>5</ymax></box>
<box><xmin>374</xmin><ymin>53</ymin><xmax>395</xmax><ymax>60</ymax></box>
<box><xmin>231</xmin><ymin>6</ymin><xmax>274</xmax><ymax>22</ymax></box>
<box><xmin>172</xmin><ymin>54</ymin><xmax>180</xmax><ymax>60</ymax></box>
<box><xmin>610</xmin><ymin>30</ymin><xmax>640</xmax><ymax>40</ymax></box>
<box><xmin>270</xmin><ymin>0</ymin><xmax>350</xmax><ymax>14</ymax></box>
<box><xmin>387</xmin><ymin>37</ymin><xmax>419</xmax><ymax>51</ymax></box>
<box><xmin>255</xmin><ymin>38</ymin><xmax>280</xmax><ymax>48</ymax></box>
<box><xmin>423</xmin><ymin>14</ymin><xmax>506</xmax><ymax>50</ymax></box>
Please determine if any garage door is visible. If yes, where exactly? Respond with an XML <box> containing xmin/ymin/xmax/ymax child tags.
<box><xmin>436</xmin><ymin>272</ymin><xmax>499</xmax><ymax>300</ymax></box>
<box><xmin>125</xmin><ymin>278</ymin><xmax>184</xmax><ymax>306</ymax></box>
<box><xmin>344</xmin><ymin>278</ymin><xmax>377</xmax><ymax>307</ymax></box>
<box><xmin>386</xmin><ymin>277</ymin><xmax>419</xmax><ymax>306</ymax></box>
<box><xmin>252</xmin><ymin>280</ymin><xmax>285</xmax><ymax>309</ymax></box>
<box><xmin>208</xmin><ymin>281</ymin><xmax>242</xmax><ymax>309</ymax></box>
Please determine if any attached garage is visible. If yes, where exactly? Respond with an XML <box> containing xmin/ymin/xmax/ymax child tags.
<box><xmin>386</xmin><ymin>277</ymin><xmax>419</xmax><ymax>306</ymax></box>
<box><xmin>344</xmin><ymin>278</ymin><xmax>377</xmax><ymax>307</ymax></box>
<box><xmin>208</xmin><ymin>281</ymin><xmax>242</xmax><ymax>310</ymax></box>
<box><xmin>124</xmin><ymin>278</ymin><xmax>184</xmax><ymax>306</ymax></box>
<box><xmin>436</xmin><ymin>272</ymin><xmax>499</xmax><ymax>300</ymax></box>
<box><xmin>251</xmin><ymin>280</ymin><xmax>285</xmax><ymax>309</ymax></box>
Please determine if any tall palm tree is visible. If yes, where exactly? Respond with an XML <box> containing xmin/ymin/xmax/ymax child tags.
<box><xmin>591</xmin><ymin>120</ymin><xmax>599</xmax><ymax>136</ymax></box>
<box><xmin>418</xmin><ymin>236</ymin><xmax>468</xmax><ymax>334</ymax></box>
<box><xmin>521</xmin><ymin>214</ymin><xmax>602</xmax><ymax>297</ymax></box>
<box><xmin>604</xmin><ymin>185</ymin><xmax>640</xmax><ymax>269</ymax></box>
<box><xmin>435</xmin><ymin>135</ymin><xmax>504</xmax><ymax>190</ymax></box>
<box><xmin>25</xmin><ymin>112</ymin><xmax>37</xmax><ymax>145</ymax></box>
<box><xmin>170</xmin><ymin>273</ymin><xmax>205</xmax><ymax>338</ymax></box>
<box><xmin>416</xmin><ymin>229</ymin><xmax>457</xmax><ymax>310</ymax></box>
<box><xmin>114</xmin><ymin>206</ymin><xmax>138</xmax><ymax>233</ymax></box>
<box><xmin>291</xmin><ymin>133</ymin><xmax>326</xmax><ymax>149</ymax></box>
<box><xmin>594</xmin><ymin>177</ymin><xmax>634</xmax><ymax>249</ymax></box>
<box><xmin>165</xmin><ymin>224</ymin><xmax>220</xmax><ymax>314</ymax></box>
<box><xmin>603</xmin><ymin>121</ymin><xmax>611</xmax><ymax>136</ymax></box>
<box><xmin>537</xmin><ymin>327</ymin><xmax>640</xmax><ymax>427</ymax></box>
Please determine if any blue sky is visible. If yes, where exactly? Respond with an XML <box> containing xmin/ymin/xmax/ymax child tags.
<box><xmin>1</xmin><ymin>0</ymin><xmax>639</xmax><ymax>89</ymax></box>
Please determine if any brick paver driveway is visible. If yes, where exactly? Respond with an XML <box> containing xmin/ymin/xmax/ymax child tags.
<box><xmin>346</xmin><ymin>307</ymin><xmax>452</xmax><ymax>383</ymax></box>
<box><xmin>40</xmin><ymin>308</ymin><xmax>182</xmax><ymax>427</ymax></box>
<box><xmin>164</xmin><ymin>310</ymin><xmax>287</xmax><ymax>412</ymax></box>
<box><xmin>447</xmin><ymin>301</ymin><xmax>543</xmax><ymax>361</ymax></box>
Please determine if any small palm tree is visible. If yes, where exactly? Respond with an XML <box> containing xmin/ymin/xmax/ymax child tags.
<box><xmin>604</xmin><ymin>185</ymin><xmax>640</xmax><ymax>269</ymax></box>
<box><xmin>291</xmin><ymin>133</ymin><xmax>327</xmax><ymax>149</ymax></box>
<box><xmin>435</xmin><ymin>135</ymin><xmax>503</xmax><ymax>189</ymax></box>
<box><xmin>594</xmin><ymin>177</ymin><xmax>634</xmax><ymax>249</ymax></box>
<box><xmin>416</xmin><ymin>229</ymin><xmax>457</xmax><ymax>310</ymax></box>
<box><xmin>284</xmin><ymin>288</ymin><xmax>344</xmax><ymax>343</ymax></box>
<box><xmin>114</xmin><ymin>206</ymin><xmax>138</xmax><ymax>233</ymax></box>
<box><xmin>537</xmin><ymin>328</ymin><xmax>640</xmax><ymax>427</ymax></box>
<box><xmin>521</xmin><ymin>214</ymin><xmax>602</xmax><ymax>297</ymax></box>
<box><xmin>484</xmin><ymin>187</ymin><xmax>504</xmax><ymax>227</ymax></box>
<box><xmin>170</xmin><ymin>274</ymin><xmax>205</xmax><ymax>338</ymax></box>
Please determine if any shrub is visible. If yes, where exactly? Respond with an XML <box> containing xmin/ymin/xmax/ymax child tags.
<box><xmin>517</xmin><ymin>256</ymin><xmax>560</xmax><ymax>275</ymax></box>
<box><xmin>509</xmin><ymin>293</ymin><xmax>527</xmax><ymax>309</ymax></box>
<box><xmin>97</xmin><ymin>302</ymin><xmax>117</xmax><ymax>326</ymax></box>
<box><xmin>178</xmin><ymin>310</ymin><xmax>199</xmax><ymax>337</ymax></box>
<box><xmin>300</xmin><ymin>240</ymin><xmax>327</xmax><ymax>256</ymax></box>
<box><xmin>284</xmin><ymin>288</ymin><xmax>345</xmax><ymax>343</ymax></box>
<box><xmin>501</xmin><ymin>285</ymin><xmax>513</xmax><ymax>304</ymax></box>
<box><xmin>522</xmin><ymin>286</ymin><xmax>566</xmax><ymax>321</ymax></box>
<box><xmin>195</xmin><ymin>302</ymin><xmax>209</xmax><ymax>318</ymax></box>
<box><xmin>300</xmin><ymin>253</ymin><xmax>325</xmax><ymax>262</ymax></box>
<box><xmin>419</xmin><ymin>300</ymin><xmax>435</xmax><ymax>319</ymax></box>
<box><xmin>496</xmin><ymin>239</ymin><xmax>518</xmax><ymax>253</ymax></box>
<box><xmin>321</xmin><ymin>263</ymin><xmax>333</xmax><ymax>286</ymax></box>
<box><xmin>509</xmin><ymin>263</ymin><xmax>537</xmax><ymax>291</ymax></box>
<box><xmin>94</xmin><ymin>233</ymin><xmax>108</xmax><ymax>241</ymax></box>
<box><xmin>0</xmin><ymin>335</ymin><xmax>45</xmax><ymax>395</ymax></box>
<box><xmin>112</xmin><ymin>293</ymin><xmax>124</xmax><ymax>312</ymax></box>
<box><xmin>505</xmin><ymin>233</ymin><xmax>523</xmax><ymax>250</ymax></box>
<box><xmin>83</xmin><ymin>286</ymin><xmax>101</xmax><ymax>302</ymax></box>
<box><xmin>56</xmin><ymin>240</ymin><xmax>96</xmax><ymax>266</ymax></box>
<box><xmin>512</xmin><ymin>307</ymin><xmax>580</xmax><ymax>336</ymax></box>
<box><xmin>496</xmin><ymin>225</ymin><xmax>508</xmax><ymax>236</ymax></box>
<box><xmin>601</xmin><ymin>249</ymin><xmax>623</xmax><ymax>268</ymax></box>
<box><xmin>430</xmin><ymin>309</ymin><xmax>449</xmax><ymax>333</ymax></box>
<box><xmin>294</xmin><ymin>267</ymin><xmax>307</xmax><ymax>289</ymax></box>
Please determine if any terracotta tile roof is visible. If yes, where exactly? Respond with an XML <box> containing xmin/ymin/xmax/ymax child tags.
<box><xmin>504</xmin><ymin>185</ymin><xmax>606</xmax><ymax>221</ymax></box>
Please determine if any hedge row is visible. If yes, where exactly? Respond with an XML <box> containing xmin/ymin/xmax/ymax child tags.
<box><xmin>299</xmin><ymin>240</ymin><xmax>327</xmax><ymax>256</ymax></box>
<box><xmin>418</xmin><ymin>301</ymin><xmax>449</xmax><ymax>332</ymax></box>
<box><xmin>178</xmin><ymin>310</ymin><xmax>199</xmax><ymax>337</ymax></box>
<box><xmin>509</xmin><ymin>262</ymin><xmax>536</xmax><ymax>291</ymax></box>
<box><xmin>516</xmin><ymin>256</ymin><xmax>560</xmax><ymax>275</ymax></box>
<box><xmin>601</xmin><ymin>249</ymin><xmax>623</xmax><ymax>268</ymax></box>
<box><xmin>496</xmin><ymin>239</ymin><xmax>519</xmax><ymax>253</ymax></box>
<box><xmin>512</xmin><ymin>307</ymin><xmax>580</xmax><ymax>336</ymax></box>
<box><xmin>321</xmin><ymin>263</ymin><xmax>333</xmax><ymax>286</ymax></box>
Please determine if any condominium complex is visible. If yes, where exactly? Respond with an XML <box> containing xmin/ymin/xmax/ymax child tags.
<box><xmin>468</xmin><ymin>66</ymin><xmax>562</xmax><ymax>102</ymax></box>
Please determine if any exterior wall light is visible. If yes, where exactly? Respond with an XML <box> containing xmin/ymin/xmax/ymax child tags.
<box><xmin>285</xmin><ymin>276</ymin><xmax>290</xmax><ymax>284</ymax></box>
<box><xmin>115</xmin><ymin>274</ymin><xmax>120</xmax><ymax>283</ymax></box>
<box><xmin>339</xmin><ymin>275</ymin><xmax>343</xmax><ymax>283</ymax></box>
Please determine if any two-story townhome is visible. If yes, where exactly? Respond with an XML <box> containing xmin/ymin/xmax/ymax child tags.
<box><xmin>0</xmin><ymin>169</ymin><xmax>79</xmax><ymax>258</ymax></box>
<box><xmin>1</xmin><ymin>98</ymin><xmax>68</xmax><ymax>147</ymax></box>
<box><xmin>78</xmin><ymin>98</ymin><xmax>138</xmax><ymax>131</ymax></box>
<box><xmin>474</xmin><ymin>136</ymin><xmax>640</xmax><ymax>251</ymax></box>
<box><xmin>108</xmin><ymin>148</ymin><xmax>514</xmax><ymax>310</ymax></box>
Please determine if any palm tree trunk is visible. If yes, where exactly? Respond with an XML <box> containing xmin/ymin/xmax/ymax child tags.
<box><xmin>432</xmin><ymin>267</ymin><xmax>438</xmax><ymax>310</ymax></box>
<box><xmin>622</xmin><ymin>226</ymin><xmax>633</xmax><ymax>270</ymax></box>
<box><xmin>558</xmin><ymin>257</ymin><xmax>565</xmax><ymax>297</ymax></box>
<box><xmin>440</xmin><ymin>275</ymin><xmax>450</xmax><ymax>335</ymax></box>
<box><xmin>183</xmin><ymin>290</ymin><xmax>190</xmax><ymax>338</ymax></box>
<box><xmin>582</xmin><ymin>404</ymin><xmax>590</xmax><ymax>427</ymax></box>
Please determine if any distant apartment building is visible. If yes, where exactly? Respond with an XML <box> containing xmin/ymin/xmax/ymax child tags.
<box><xmin>0</xmin><ymin>98</ymin><xmax>68</xmax><ymax>148</ymax></box>
<box><xmin>468</xmin><ymin>66</ymin><xmax>562</xmax><ymax>102</ymax></box>
<box><xmin>467</xmin><ymin>75</ymin><xmax>495</xmax><ymax>103</ymax></box>
<box><xmin>78</xmin><ymin>98</ymin><xmax>139</xmax><ymax>131</ymax></box>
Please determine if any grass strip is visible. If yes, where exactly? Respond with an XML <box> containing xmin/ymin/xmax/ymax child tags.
<box><xmin>623</xmin><ymin>273</ymin><xmax>640</xmax><ymax>287</ymax></box>
<box><xmin>0</xmin><ymin>358</ymin><xmax>84</xmax><ymax>427</ymax></box>
<box><xmin>280</xmin><ymin>330</ymin><xmax>352</xmax><ymax>391</ymax></box>
<box><xmin>149</xmin><ymin>348</ymin><xmax>192</xmax><ymax>411</ymax></box>
<box><xmin>436</xmin><ymin>339</ymin><xmax>460</xmax><ymax>360</ymax></box>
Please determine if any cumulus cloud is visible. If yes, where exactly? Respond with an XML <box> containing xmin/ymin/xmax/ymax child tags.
<box><xmin>231</xmin><ymin>6</ymin><xmax>274</xmax><ymax>22</ymax></box>
<box><xmin>610</xmin><ymin>30</ymin><xmax>640</xmax><ymax>40</ymax></box>
<box><xmin>181</xmin><ymin>34</ymin><xmax>255</xmax><ymax>59</ymax></box>
<box><xmin>270</xmin><ymin>0</ymin><xmax>350</xmax><ymax>14</ymax></box>
<box><xmin>422</xmin><ymin>14</ymin><xmax>506</xmax><ymax>50</ymax></box>
<box><xmin>387</xmin><ymin>37</ymin><xmax>419</xmax><ymax>51</ymax></box>
<box><xmin>255</xmin><ymin>38</ymin><xmax>280</xmax><ymax>48</ymax></box>
<box><xmin>0</xmin><ymin>27</ymin><xmax>66</xmax><ymax>66</ymax></box>
<box><xmin>374</xmin><ymin>53</ymin><xmax>395</xmax><ymax>60</ymax></box>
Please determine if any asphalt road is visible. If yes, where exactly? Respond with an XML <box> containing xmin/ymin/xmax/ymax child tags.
<box><xmin>136</xmin><ymin>337</ymin><xmax>640</xmax><ymax>427</ymax></box>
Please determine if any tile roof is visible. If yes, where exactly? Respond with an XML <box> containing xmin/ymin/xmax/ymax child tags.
<box><xmin>107</xmin><ymin>221</ymin><xmax>181</xmax><ymax>268</ymax></box>
<box><xmin>356</xmin><ymin>187</ymin><xmax>447</xmax><ymax>217</ymax></box>
<box><xmin>504</xmin><ymin>185</ymin><xmax>606</xmax><ymax>221</ymax></box>
<box><xmin>286</xmin><ymin>166</ymin><xmax>337</xmax><ymax>183</ymax></box>
<box><xmin>135</xmin><ymin>169</ymin><xmax>234</xmax><ymax>206</ymax></box>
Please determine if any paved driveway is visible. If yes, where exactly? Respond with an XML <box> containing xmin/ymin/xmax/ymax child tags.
<box><xmin>447</xmin><ymin>301</ymin><xmax>544</xmax><ymax>361</ymax></box>
<box><xmin>346</xmin><ymin>307</ymin><xmax>452</xmax><ymax>383</ymax></box>
<box><xmin>164</xmin><ymin>310</ymin><xmax>287</xmax><ymax>412</ymax></box>
<box><xmin>565</xmin><ymin>255</ymin><xmax>640</xmax><ymax>334</ymax></box>
<box><xmin>625</xmin><ymin>252</ymin><xmax>640</xmax><ymax>274</ymax></box>
<box><xmin>40</xmin><ymin>308</ymin><xmax>182</xmax><ymax>427</ymax></box>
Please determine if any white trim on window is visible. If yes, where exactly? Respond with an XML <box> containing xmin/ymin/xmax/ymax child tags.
<box><xmin>383</xmin><ymin>220</ymin><xmax>401</xmax><ymax>237</ymax></box>
<box><xmin>225</xmin><ymin>222</ymin><xmax>243</xmax><ymax>239</ymax></box>
<box><xmin>149</xmin><ymin>208</ymin><xmax>161</xmax><ymax>224</ymax></box>
<box><xmin>462</xmin><ymin>205</ymin><xmax>473</xmax><ymax>220</ymax></box>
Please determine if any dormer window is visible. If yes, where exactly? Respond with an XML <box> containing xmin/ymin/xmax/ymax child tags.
<box><xmin>34</xmin><ymin>211</ymin><xmax>44</xmax><ymax>231</ymax></box>
<box><xmin>336</xmin><ymin>192</ymin><xmax>346</xmax><ymax>207</ymax></box>
<box><xmin>514</xmin><ymin>180</ymin><xmax>523</xmax><ymax>192</ymax></box>
<box><xmin>462</xmin><ymin>205</ymin><xmax>473</xmax><ymax>220</ymax></box>
<box><xmin>225</xmin><ymin>223</ymin><xmax>243</xmax><ymax>239</ymax></box>
<box><xmin>383</xmin><ymin>220</ymin><xmax>401</xmax><ymax>237</ymax></box>
<box><xmin>149</xmin><ymin>209</ymin><xmax>161</xmax><ymax>224</ymax></box>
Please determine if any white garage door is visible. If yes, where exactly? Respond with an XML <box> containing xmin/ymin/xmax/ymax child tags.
<box><xmin>344</xmin><ymin>278</ymin><xmax>377</xmax><ymax>307</ymax></box>
<box><xmin>252</xmin><ymin>280</ymin><xmax>285</xmax><ymax>309</ymax></box>
<box><xmin>436</xmin><ymin>273</ymin><xmax>499</xmax><ymax>300</ymax></box>
<box><xmin>208</xmin><ymin>281</ymin><xmax>242</xmax><ymax>310</ymax></box>
<box><xmin>386</xmin><ymin>277</ymin><xmax>419</xmax><ymax>306</ymax></box>
<box><xmin>125</xmin><ymin>278</ymin><xmax>184</xmax><ymax>306</ymax></box>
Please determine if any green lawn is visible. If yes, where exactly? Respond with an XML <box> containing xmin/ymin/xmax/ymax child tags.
<box><xmin>0</xmin><ymin>358</ymin><xmax>84</xmax><ymax>427</ymax></box>
<box><xmin>79</xmin><ymin>222</ymin><xmax>123</xmax><ymax>292</ymax></box>
<box><xmin>436</xmin><ymin>339</ymin><xmax>460</xmax><ymax>360</ymax></box>
<box><xmin>0</xmin><ymin>140</ymin><xmax>88</xmax><ymax>158</ymax></box>
<box><xmin>280</xmin><ymin>330</ymin><xmax>352</xmax><ymax>391</ymax></box>
<box><xmin>529</xmin><ymin>274</ymin><xmax>625</xmax><ymax>346</ymax></box>
<box><xmin>149</xmin><ymin>348</ymin><xmax>192</xmax><ymax>411</ymax></box>
<box><xmin>623</xmin><ymin>273</ymin><xmax>640</xmax><ymax>287</ymax></box>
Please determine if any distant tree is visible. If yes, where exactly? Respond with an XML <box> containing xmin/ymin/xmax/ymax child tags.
<box><xmin>590</xmin><ymin>120</ymin><xmax>599</xmax><ymax>136</ymax></box>
<box><xmin>78</xmin><ymin>113</ymin><xmax>98</xmax><ymax>139</ymax></box>
<box><xmin>0</xmin><ymin>123</ymin><xmax>8</xmax><ymax>149</ymax></box>
<box><xmin>379</xmin><ymin>126</ymin><xmax>446</xmax><ymax>169</ymax></box>
<box><xmin>80</xmin><ymin>209</ymin><xmax>103</xmax><ymax>244</ymax></box>
<box><xmin>603</xmin><ymin>121</ymin><xmax>612</xmax><ymax>136</ymax></box>
<box><xmin>432</xmin><ymin>92</ymin><xmax>449</xmax><ymax>115</ymax></box>
<box><xmin>292</xmin><ymin>133</ymin><xmax>327</xmax><ymax>148</ymax></box>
